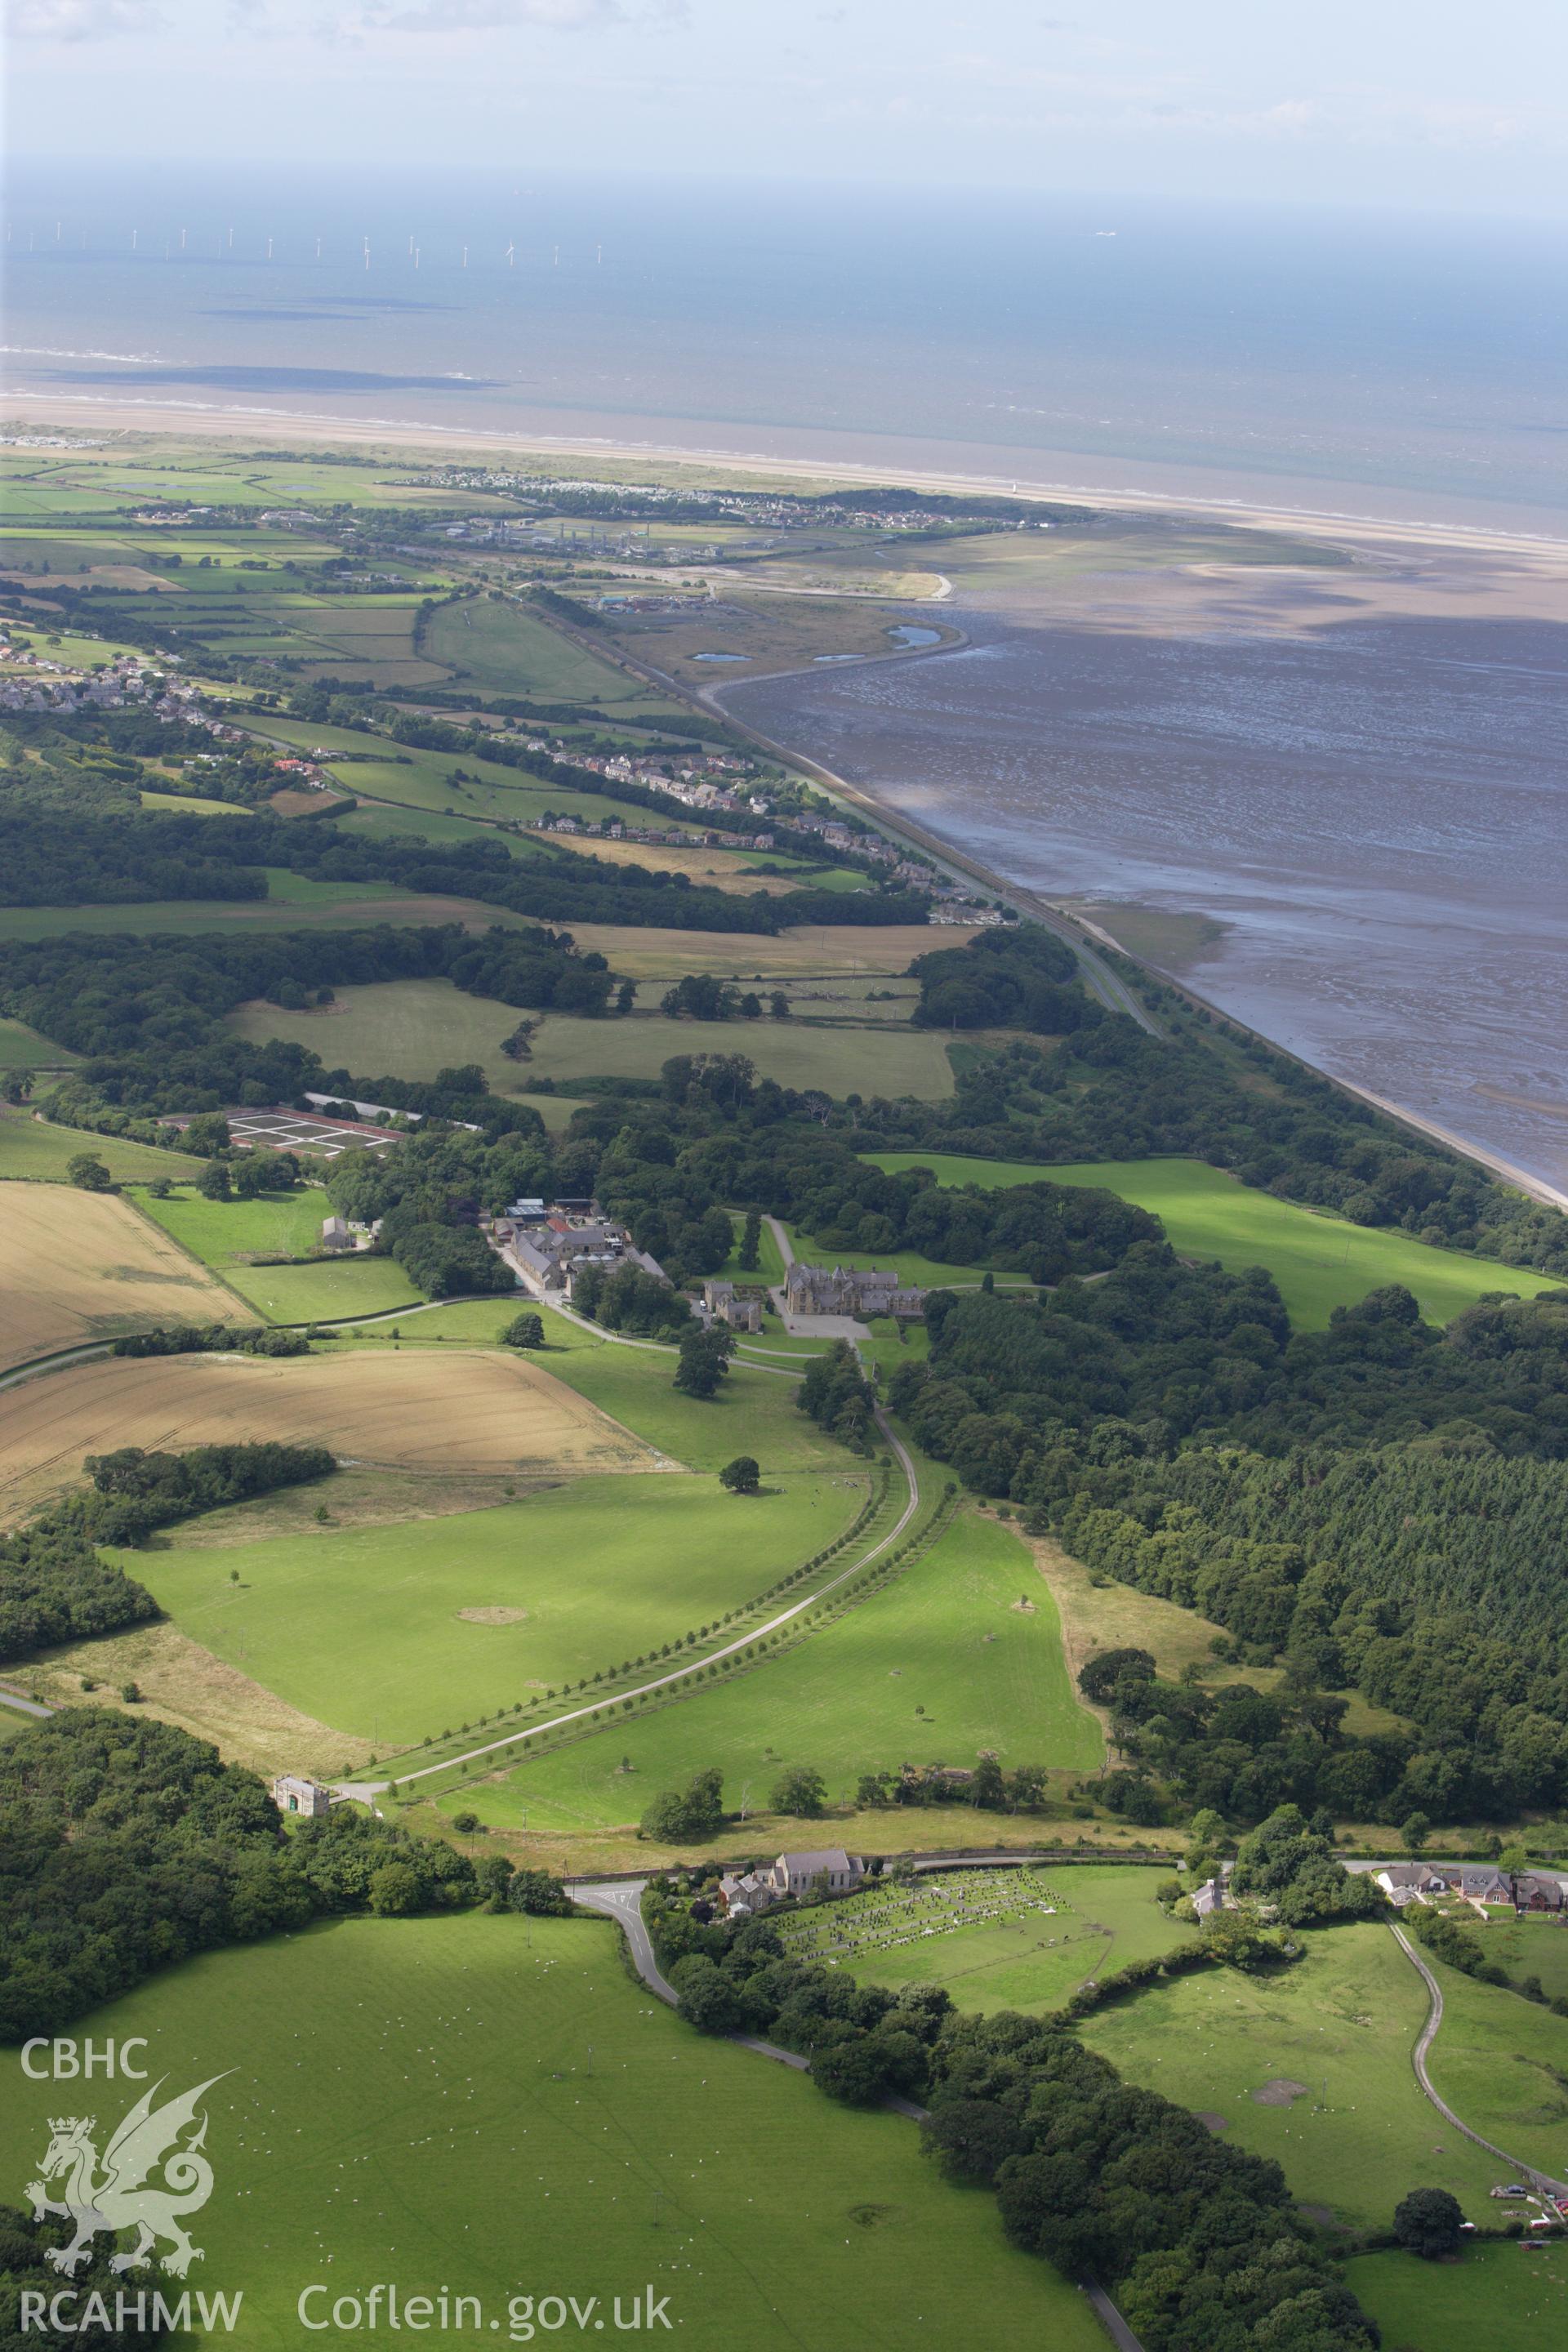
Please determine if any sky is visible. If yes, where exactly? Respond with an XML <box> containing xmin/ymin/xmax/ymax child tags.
<box><xmin>7</xmin><ymin>0</ymin><xmax>1568</xmax><ymax>221</ymax></box>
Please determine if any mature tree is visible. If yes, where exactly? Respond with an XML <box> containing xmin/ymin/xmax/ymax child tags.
<box><xmin>368</xmin><ymin>1861</ymin><xmax>423</xmax><ymax>1917</ymax></box>
<box><xmin>1077</xmin><ymin>1647</ymin><xmax>1156</xmax><ymax>1706</ymax></box>
<box><xmin>674</xmin><ymin>1325</ymin><xmax>734</xmax><ymax>1400</ymax></box>
<box><xmin>1392</xmin><ymin>2186</ymin><xmax>1463</xmax><ymax>2260</ymax></box>
<box><xmin>198</xmin><ymin>1156</ymin><xmax>233</xmax><ymax>1200</ymax></box>
<box><xmin>719</xmin><ymin>1454</ymin><xmax>760</xmax><ymax>1495</ymax></box>
<box><xmin>771</xmin><ymin>1764</ymin><xmax>827</xmax><ymax>1818</ymax></box>
<box><xmin>503</xmin><ymin>1311</ymin><xmax>546</xmax><ymax>1349</ymax></box>
<box><xmin>641</xmin><ymin>1767</ymin><xmax>724</xmax><ymax>1842</ymax></box>
<box><xmin>920</xmin><ymin>2099</ymin><xmax>1027</xmax><ymax>2185</ymax></box>
<box><xmin>669</xmin><ymin>1953</ymin><xmax>743</xmax><ymax>2034</ymax></box>
<box><xmin>508</xmin><ymin>1867</ymin><xmax>572</xmax><ymax>1917</ymax></box>
<box><xmin>737</xmin><ymin>1208</ymin><xmax>763</xmax><ymax>1272</ymax></box>
<box><xmin>1401</xmin><ymin>1812</ymin><xmax>1432</xmax><ymax>1855</ymax></box>
<box><xmin>66</xmin><ymin>1152</ymin><xmax>114</xmax><ymax>1192</ymax></box>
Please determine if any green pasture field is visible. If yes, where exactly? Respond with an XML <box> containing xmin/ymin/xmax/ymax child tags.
<box><xmin>535</xmin><ymin>1333</ymin><xmax>850</xmax><ymax>1474</ymax></box>
<box><xmin>1078</xmin><ymin>1922</ymin><xmax>1505</xmax><ymax>2233</ymax></box>
<box><xmin>327</xmin><ymin>748</ymin><xmax>696</xmax><ymax>836</ymax></box>
<box><xmin>424</xmin><ymin>595</ymin><xmax>693</xmax><ymax>718</ymax></box>
<box><xmin>1420</xmin><ymin>1960</ymin><xmax>1568</xmax><ymax>2185</ymax></box>
<box><xmin>523</xmin><ymin>1011</ymin><xmax>953</xmax><ymax>1100</ymax></box>
<box><xmin>139</xmin><ymin>787</ymin><xmax>250</xmax><ymax>817</ymax></box>
<box><xmin>327</xmin><ymin>1296</ymin><xmax>531</xmax><ymax>1345</ymax></box>
<box><xmin>227</xmin><ymin>978</ymin><xmax>956</xmax><ymax>1102</ymax></box>
<box><xmin>782</xmin><ymin>1864</ymin><xmax>1192</xmax><ymax>2016</ymax></box>
<box><xmin>329</xmin><ymin>798</ymin><xmax>537</xmax><ymax>857</ymax></box>
<box><xmin>136</xmin><ymin>1470</ymin><xmax>863</xmax><ymax>1747</ymax></box>
<box><xmin>220</xmin><ymin>1252</ymin><xmax>424</xmax><ymax>1322</ymax></box>
<box><xmin>1446</xmin><ymin>1916</ymin><xmax>1568</xmax><ymax>2006</ymax></box>
<box><xmin>0</xmin><ymin>884</ymin><xmax>515</xmax><ymax>942</ymax></box>
<box><xmin>1351</xmin><ymin>2240</ymin><xmax>1568</xmax><ymax>2352</ymax></box>
<box><xmin>0</xmin><ymin>1912</ymin><xmax>1105</xmax><ymax>2352</ymax></box>
<box><xmin>0</xmin><ymin>1016</ymin><xmax>76</xmax><ymax>1071</ymax></box>
<box><xmin>228</xmin><ymin>978</ymin><xmax>546</xmax><ymax>1098</ymax></box>
<box><xmin>869</xmin><ymin>1152</ymin><xmax>1562</xmax><ymax>1329</ymax></box>
<box><xmin>0</xmin><ymin>1105</ymin><xmax>191</xmax><ymax>1183</ymax></box>
<box><xmin>1</xmin><ymin>626</ymin><xmax>150</xmax><ymax>666</ymax></box>
<box><xmin>449</xmin><ymin>1507</ymin><xmax>1102</xmax><ymax>1834</ymax></box>
<box><xmin>128</xmin><ymin>1181</ymin><xmax>330</xmax><ymax>1266</ymax></box>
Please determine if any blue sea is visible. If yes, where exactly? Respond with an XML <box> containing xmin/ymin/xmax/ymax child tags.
<box><xmin>4</xmin><ymin>165</ymin><xmax>1568</xmax><ymax>534</ymax></box>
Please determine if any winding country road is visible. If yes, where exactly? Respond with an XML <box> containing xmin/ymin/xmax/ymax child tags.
<box><xmin>1391</xmin><ymin>1924</ymin><xmax>1568</xmax><ymax>2197</ymax></box>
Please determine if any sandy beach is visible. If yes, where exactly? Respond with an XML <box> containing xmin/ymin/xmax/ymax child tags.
<box><xmin>6</xmin><ymin>389</ymin><xmax>1567</xmax><ymax>564</ymax></box>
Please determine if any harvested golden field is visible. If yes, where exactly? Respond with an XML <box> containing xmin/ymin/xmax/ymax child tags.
<box><xmin>0</xmin><ymin>1181</ymin><xmax>240</xmax><ymax>1374</ymax></box>
<box><xmin>542</xmin><ymin>834</ymin><xmax>803</xmax><ymax>894</ymax></box>
<box><xmin>0</xmin><ymin>1347</ymin><xmax>666</xmax><ymax>1521</ymax></box>
<box><xmin>556</xmin><ymin>920</ymin><xmax>975</xmax><ymax>980</ymax></box>
<box><xmin>17</xmin><ymin>1622</ymin><xmax>376</xmax><ymax>1781</ymax></box>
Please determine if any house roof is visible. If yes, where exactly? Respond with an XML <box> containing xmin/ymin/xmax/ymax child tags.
<box><xmin>776</xmin><ymin>1848</ymin><xmax>859</xmax><ymax>1877</ymax></box>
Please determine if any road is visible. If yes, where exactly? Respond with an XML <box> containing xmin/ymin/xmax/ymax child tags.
<box><xmin>1391</xmin><ymin>1924</ymin><xmax>1568</xmax><ymax>2197</ymax></box>
<box><xmin>386</xmin><ymin>1408</ymin><xmax>922</xmax><ymax>1790</ymax></box>
<box><xmin>575</xmin><ymin>1869</ymin><xmax>1145</xmax><ymax>2350</ymax></box>
<box><xmin>0</xmin><ymin>1683</ymin><xmax>53</xmax><ymax>1720</ymax></box>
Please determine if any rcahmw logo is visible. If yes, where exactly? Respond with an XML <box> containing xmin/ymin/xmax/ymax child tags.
<box><xmin>17</xmin><ymin>2043</ymin><xmax>243</xmax><ymax>2334</ymax></box>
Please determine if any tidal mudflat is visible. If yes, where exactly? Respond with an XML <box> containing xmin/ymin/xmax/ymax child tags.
<box><xmin>723</xmin><ymin>538</ymin><xmax>1568</xmax><ymax>1195</ymax></box>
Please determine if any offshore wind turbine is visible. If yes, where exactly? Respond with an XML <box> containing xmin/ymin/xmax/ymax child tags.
<box><xmin>506</xmin><ymin>241</ymin><xmax>516</xmax><ymax>267</ymax></box>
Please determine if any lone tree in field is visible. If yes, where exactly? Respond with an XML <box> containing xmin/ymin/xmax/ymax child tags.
<box><xmin>674</xmin><ymin>1326</ymin><xmax>734</xmax><ymax>1401</ymax></box>
<box><xmin>503</xmin><ymin>1311</ymin><xmax>546</xmax><ymax>1349</ymax></box>
<box><xmin>771</xmin><ymin>1764</ymin><xmax>827</xmax><ymax>1818</ymax></box>
<box><xmin>719</xmin><ymin>1455</ymin><xmax>760</xmax><ymax>1496</ymax></box>
<box><xmin>66</xmin><ymin>1152</ymin><xmax>114</xmax><ymax>1193</ymax></box>
<box><xmin>1392</xmin><ymin>2186</ymin><xmax>1464</xmax><ymax>2261</ymax></box>
<box><xmin>737</xmin><ymin>1209</ymin><xmax>763</xmax><ymax>1271</ymax></box>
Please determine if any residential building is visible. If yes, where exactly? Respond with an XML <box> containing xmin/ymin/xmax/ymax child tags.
<box><xmin>785</xmin><ymin>1262</ymin><xmax>926</xmax><ymax>1319</ymax></box>
<box><xmin>699</xmin><ymin>1278</ymin><xmax>762</xmax><ymax>1334</ymax></box>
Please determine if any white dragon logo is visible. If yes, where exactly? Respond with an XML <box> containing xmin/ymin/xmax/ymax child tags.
<box><xmin>26</xmin><ymin>2074</ymin><xmax>230</xmax><ymax>2279</ymax></box>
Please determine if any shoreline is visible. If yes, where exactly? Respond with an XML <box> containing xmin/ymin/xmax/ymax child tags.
<box><xmin>5</xmin><ymin>389</ymin><xmax>1568</xmax><ymax>562</ymax></box>
<box><xmin>7</xmin><ymin>394</ymin><xmax>1568</xmax><ymax>1214</ymax></box>
<box><xmin>703</xmin><ymin>662</ymin><xmax>1568</xmax><ymax>1216</ymax></box>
